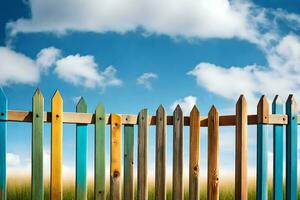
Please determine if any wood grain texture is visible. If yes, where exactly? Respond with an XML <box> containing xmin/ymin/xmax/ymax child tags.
<box><xmin>138</xmin><ymin>109</ymin><xmax>148</xmax><ymax>200</ymax></box>
<box><xmin>110</xmin><ymin>114</ymin><xmax>122</xmax><ymax>200</ymax></box>
<box><xmin>256</xmin><ymin>96</ymin><xmax>269</xmax><ymax>200</ymax></box>
<box><xmin>32</xmin><ymin>89</ymin><xmax>44</xmax><ymax>200</ymax></box>
<box><xmin>95</xmin><ymin>102</ymin><xmax>106</xmax><ymax>200</ymax></box>
<box><xmin>172</xmin><ymin>105</ymin><xmax>184</xmax><ymax>200</ymax></box>
<box><xmin>235</xmin><ymin>95</ymin><xmax>247</xmax><ymax>200</ymax></box>
<box><xmin>5</xmin><ymin>110</ymin><xmax>288</xmax><ymax>126</ymax></box>
<box><xmin>286</xmin><ymin>95</ymin><xmax>298</xmax><ymax>200</ymax></box>
<box><xmin>272</xmin><ymin>95</ymin><xmax>283</xmax><ymax>200</ymax></box>
<box><xmin>76</xmin><ymin>97</ymin><xmax>88</xmax><ymax>200</ymax></box>
<box><xmin>51</xmin><ymin>90</ymin><xmax>63</xmax><ymax>200</ymax></box>
<box><xmin>207</xmin><ymin>106</ymin><xmax>219</xmax><ymax>200</ymax></box>
<box><xmin>189</xmin><ymin>106</ymin><xmax>200</xmax><ymax>200</ymax></box>
<box><xmin>155</xmin><ymin>105</ymin><xmax>166</xmax><ymax>200</ymax></box>
<box><xmin>0</xmin><ymin>88</ymin><xmax>7</xmax><ymax>200</ymax></box>
<box><xmin>124</xmin><ymin>125</ymin><xmax>134</xmax><ymax>200</ymax></box>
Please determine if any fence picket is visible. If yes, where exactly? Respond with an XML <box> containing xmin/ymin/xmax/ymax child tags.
<box><xmin>189</xmin><ymin>106</ymin><xmax>200</xmax><ymax>200</ymax></box>
<box><xmin>286</xmin><ymin>95</ymin><xmax>298</xmax><ymax>200</ymax></box>
<box><xmin>0</xmin><ymin>89</ymin><xmax>7</xmax><ymax>200</ymax></box>
<box><xmin>207</xmin><ymin>106</ymin><xmax>219</xmax><ymax>200</ymax></box>
<box><xmin>124</xmin><ymin>124</ymin><xmax>134</xmax><ymax>200</ymax></box>
<box><xmin>256</xmin><ymin>96</ymin><xmax>269</xmax><ymax>200</ymax></box>
<box><xmin>76</xmin><ymin>97</ymin><xmax>88</xmax><ymax>200</ymax></box>
<box><xmin>32</xmin><ymin>89</ymin><xmax>44</xmax><ymax>200</ymax></box>
<box><xmin>235</xmin><ymin>95</ymin><xmax>247</xmax><ymax>200</ymax></box>
<box><xmin>173</xmin><ymin>105</ymin><xmax>184</xmax><ymax>200</ymax></box>
<box><xmin>272</xmin><ymin>96</ymin><xmax>283</xmax><ymax>200</ymax></box>
<box><xmin>155</xmin><ymin>105</ymin><xmax>166</xmax><ymax>200</ymax></box>
<box><xmin>95</xmin><ymin>102</ymin><xmax>106</xmax><ymax>200</ymax></box>
<box><xmin>110</xmin><ymin>114</ymin><xmax>122</xmax><ymax>200</ymax></box>
<box><xmin>138</xmin><ymin>109</ymin><xmax>148</xmax><ymax>200</ymax></box>
<box><xmin>51</xmin><ymin>90</ymin><xmax>63</xmax><ymax>200</ymax></box>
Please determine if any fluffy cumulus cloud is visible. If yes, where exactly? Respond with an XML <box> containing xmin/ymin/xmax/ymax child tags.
<box><xmin>0</xmin><ymin>47</ymin><xmax>122</xmax><ymax>89</ymax></box>
<box><xmin>188</xmin><ymin>34</ymin><xmax>300</xmax><ymax>108</ymax></box>
<box><xmin>170</xmin><ymin>96</ymin><xmax>197</xmax><ymax>114</ymax></box>
<box><xmin>6</xmin><ymin>0</ymin><xmax>277</xmax><ymax>46</ymax></box>
<box><xmin>36</xmin><ymin>46</ymin><xmax>61</xmax><ymax>71</ymax></box>
<box><xmin>137</xmin><ymin>72</ymin><xmax>157</xmax><ymax>90</ymax></box>
<box><xmin>55</xmin><ymin>54</ymin><xmax>122</xmax><ymax>89</ymax></box>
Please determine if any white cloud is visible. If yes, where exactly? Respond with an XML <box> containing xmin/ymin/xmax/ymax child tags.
<box><xmin>0</xmin><ymin>47</ymin><xmax>40</xmax><ymax>85</ymax></box>
<box><xmin>137</xmin><ymin>72</ymin><xmax>157</xmax><ymax>90</ymax></box>
<box><xmin>7</xmin><ymin>153</ymin><xmax>21</xmax><ymax>166</ymax></box>
<box><xmin>188</xmin><ymin>34</ymin><xmax>300</xmax><ymax>111</ymax></box>
<box><xmin>170</xmin><ymin>96</ymin><xmax>197</xmax><ymax>115</ymax></box>
<box><xmin>55</xmin><ymin>54</ymin><xmax>122</xmax><ymax>89</ymax></box>
<box><xmin>0</xmin><ymin>47</ymin><xmax>122</xmax><ymax>89</ymax></box>
<box><xmin>6</xmin><ymin>0</ymin><xmax>276</xmax><ymax>46</ymax></box>
<box><xmin>36</xmin><ymin>46</ymin><xmax>61</xmax><ymax>71</ymax></box>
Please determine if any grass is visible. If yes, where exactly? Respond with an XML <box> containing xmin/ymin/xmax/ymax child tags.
<box><xmin>5</xmin><ymin>176</ymin><xmax>295</xmax><ymax>200</ymax></box>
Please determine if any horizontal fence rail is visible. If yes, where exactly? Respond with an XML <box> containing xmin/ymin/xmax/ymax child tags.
<box><xmin>0</xmin><ymin>88</ymin><xmax>298</xmax><ymax>200</ymax></box>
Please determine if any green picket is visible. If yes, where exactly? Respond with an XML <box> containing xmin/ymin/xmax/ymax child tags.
<box><xmin>32</xmin><ymin>89</ymin><xmax>44</xmax><ymax>200</ymax></box>
<box><xmin>95</xmin><ymin>102</ymin><xmax>106</xmax><ymax>200</ymax></box>
<box><xmin>124</xmin><ymin>125</ymin><xmax>134</xmax><ymax>200</ymax></box>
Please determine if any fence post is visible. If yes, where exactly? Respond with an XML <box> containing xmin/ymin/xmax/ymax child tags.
<box><xmin>138</xmin><ymin>109</ymin><xmax>148</xmax><ymax>200</ymax></box>
<box><xmin>51</xmin><ymin>90</ymin><xmax>63</xmax><ymax>200</ymax></box>
<box><xmin>76</xmin><ymin>97</ymin><xmax>88</xmax><ymax>200</ymax></box>
<box><xmin>189</xmin><ymin>105</ymin><xmax>200</xmax><ymax>200</ymax></box>
<box><xmin>272</xmin><ymin>96</ymin><xmax>283</xmax><ymax>200</ymax></box>
<box><xmin>32</xmin><ymin>89</ymin><xmax>44</xmax><ymax>200</ymax></box>
<box><xmin>110</xmin><ymin>114</ymin><xmax>122</xmax><ymax>200</ymax></box>
<box><xmin>124</xmin><ymin>124</ymin><xmax>134</xmax><ymax>200</ymax></box>
<box><xmin>207</xmin><ymin>106</ymin><xmax>219</xmax><ymax>200</ymax></box>
<box><xmin>173</xmin><ymin>105</ymin><xmax>184</xmax><ymax>200</ymax></box>
<box><xmin>286</xmin><ymin>95</ymin><xmax>298</xmax><ymax>200</ymax></box>
<box><xmin>235</xmin><ymin>95</ymin><xmax>247</xmax><ymax>200</ymax></box>
<box><xmin>95</xmin><ymin>102</ymin><xmax>106</xmax><ymax>200</ymax></box>
<box><xmin>256</xmin><ymin>95</ymin><xmax>269</xmax><ymax>200</ymax></box>
<box><xmin>0</xmin><ymin>88</ymin><xmax>7</xmax><ymax>200</ymax></box>
<box><xmin>155</xmin><ymin>105</ymin><xmax>166</xmax><ymax>200</ymax></box>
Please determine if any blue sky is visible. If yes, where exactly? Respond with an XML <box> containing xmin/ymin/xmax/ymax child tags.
<box><xmin>1</xmin><ymin>0</ymin><xmax>300</xmax><ymax>181</ymax></box>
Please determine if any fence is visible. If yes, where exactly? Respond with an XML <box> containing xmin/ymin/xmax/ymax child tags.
<box><xmin>0</xmin><ymin>88</ymin><xmax>298</xmax><ymax>200</ymax></box>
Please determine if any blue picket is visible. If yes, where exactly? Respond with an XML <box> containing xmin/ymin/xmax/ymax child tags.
<box><xmin>286</xmin><ymin>95</ymin><xmax>298</xmax><ymax>200</ymax></box>
<box><xmin>0</xmin><ymin>88</ymin><xmax>7</xmax><ymax>200</ymax></box>
<box><xmin>272</xmin><ymin>96</ymin><xmax>283</xmax><ymax>200</ymax></box>
<box><xmin>76</xmin><ymin>97</ymin><xmax>88</xmax><ymax>200</ymax></box>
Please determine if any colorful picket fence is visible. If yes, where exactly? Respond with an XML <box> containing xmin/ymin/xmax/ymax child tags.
<box><xmin>0</xmin><ymin>88</ymin><xmax>298</xmax><ymax>200</ymax></box>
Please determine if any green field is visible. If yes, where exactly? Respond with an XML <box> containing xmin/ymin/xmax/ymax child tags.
<box><xmin>6</xmin><ymin>177</ymin><xmax>288</xmax><ymax>200</ymax></box>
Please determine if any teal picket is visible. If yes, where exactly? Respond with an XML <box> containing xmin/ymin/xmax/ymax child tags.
<box><xmin>272</xmin><ymin>96</ymin><xmax>283</xmax><ymax>200</ymax></box>
<box><xmin>286</xmin><ymin>95</ymin><xmax>298</xmax><ymax>200</ymax></box>
<box><xmin>76</xmin><ymin>97</ymin><xmax>88</xmax><ymax>200</ymax></box>
<box><xmin>256</xmin><ymin>96</ymin><xmax>268</xmax><ymax>200</ymax></box>
<box><xmin>0</xmin><ymin>89</ymin><xmax>7</xmax><ymax>200</ymax></box>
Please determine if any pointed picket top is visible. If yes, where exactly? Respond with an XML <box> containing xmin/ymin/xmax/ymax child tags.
<box><xmin>174</xmin><ymin>104</ymin><xmax>182</xmax><ymax>113</ymax></box>
<box><xmin>96</xmin><ymin>102</ymin><xmax>105</xmax><ymax>113</ymax></box>
<box><xmin>286</xmin><ymin>94</ymin><xmax>297</xmax><ymax>107</ymax></box>
<box><xmin>236</xmin><ymin>95</ymin><xmax>247</xmax><ymax>107</ymax></box>
<box><xmin>257</xmin><ymin>95</ymin><xmax>269</xmax><ymax>123</ymax></box>
<box><xmin>76</xmin><ymin>97</ymin><xmax>87</xmax><ymax>112</ymax></box>
<box><xmin>156</xmin><ymin>104</ymin><xmax>165</xmax><ymax>115</ymax></box>
<box><xmin>190</xmin><ymin>105</ymin><xmax>199</xmax><ymax>116</ymax></box>
<box><xmin>33</xmin><ymin>88</ymin><xmax>44</xmax><ymax>99</ymax></box>
<box><xmin>273</xmin><ymin>95</ymin><xmax>282</xmax><ymax>105</ymax></box>
<box><xmin>208</xmin><ymin>105</ymin><xmax>218</xmax><ymax>116</ymax></box>
<box><xmin>52</xmin><ymin>90</ymin><xmax>62</xmax><ymax>102</ymax></box>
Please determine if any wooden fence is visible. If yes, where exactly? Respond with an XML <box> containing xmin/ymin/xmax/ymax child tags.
<box><xmin>0</xmin><ymin>88</ymin><xmax>298</xmax><ymax>200</ymax></box>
